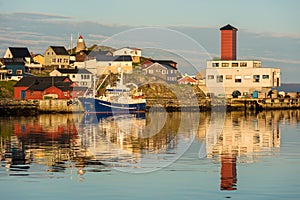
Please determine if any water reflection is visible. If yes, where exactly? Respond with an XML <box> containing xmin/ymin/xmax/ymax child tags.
<box><xmin>0</xmin><ymin>110</ymin><xmax>299</xmax><ymax>187</ymax></box>
<box><xmin>78</xmin><ymin>112</ymin><xmax>199</xmax><ymax>173</ymax></box>
<box><xmin>196</xmin><ymin>110</ymin><xmax>287</xmax><ymax>190</ymax></box>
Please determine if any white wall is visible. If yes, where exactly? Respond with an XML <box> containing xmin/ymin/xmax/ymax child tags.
<box><xmin>205</xmin><ymin>60</ymin><xmax>280</xmax><ymax>96</ymax></box>
<box><xmin>113</xmin><ymin>48</ymin><xmax>142</xmax><ymax>57</ymax></box>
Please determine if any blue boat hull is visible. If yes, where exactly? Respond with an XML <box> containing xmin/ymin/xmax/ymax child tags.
<box><xmin>78</xmin><ymin>97</ymin><xmax>146</xmax><ymax>114</ymax></box>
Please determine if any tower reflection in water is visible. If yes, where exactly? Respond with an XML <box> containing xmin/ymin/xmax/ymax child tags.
<box><xmin>197</xmin><ymin>111</ymin><xmax>284</xmax><ymax>190</ymax></box>
<box><xmin>0</xmin><ymin>110</ymin><xmax>298</xmax><ymax>187</ymax></box>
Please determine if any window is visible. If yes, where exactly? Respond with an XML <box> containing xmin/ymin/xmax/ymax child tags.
<box><xmin>254</xmin><ymin>62</ymin><xmax>261</xmax><ymax>68</ymax></box>
<box><xmin>47</xmin><ymin>52</ymin><xmax>50</xmax><ymax>55</ymax></box>
<box><xmin>30</xmin><ymin>91</ymin><xmax>33</xmax><ymax>96</ymax></box>
<box><xmin>64</xmin><ymin>92</ymin><xmax>67</xmax><ymax>97</ymax></box>
<box><xmin>52</xmin><ymin>58</ymin><xmax>56</xmax><ymax>63</ymax></box>
<box><xmin>72</xmin><ymin>75</ymin><xmax>76</xmax><ymax>78</ymax></box>
<box><xmin>222</xmin><ymin>63</ymin><xmax>229</xmax><ymax>67</ymax></box>
<box><xmin>208</xmin><ymin>75</ymin><xmax>214</xmax><ymax>80</ymax></box>
<box><xmin>162</xmin><ymin>70</ymin><xmax>166</xmax><ymax>74</ymax></box>
<box><xmin>235</xmin><ymin>75</ymin><xmax>242</xmax><ymax>83</ymax></box>
<box><xmin>262</xmin><ymin>75</ymin><xmax>269</xmax><ymax>79</ymax></box>
<box><xmin>16</xmin><ymin>70</ymin><xmax>22</xmax><ymax>75</ymax></box>
<box><xmin>253</xmin><ymin>75</ymin><xmax>260</xmax><ymax>82</ymax></box>
<box><xmin>216</xmin><ymin>75</ymin><xmax>223</xmax><ymax>83</ymax></box>
<box><xmin>212</xmin><ymin>63</ymin><xmax>219</xmax><ymax>67</ymax></box>
<box><xmin>64</xmin><ymin>58</ymin><xmax>68</xmax><ymax>63</ymax></box>
<box><xmin>232</xmin><ymin>63</ymin><xmax>239</xmax><ymax>67</ymax></box>
<box><xmin>244</xmin><ymin>75</ymin><xmax>251</xmax><ymax>79</ymax></box>
<box><xmin>240</xmin><ymin>62</ymin><xmax>247</xmax><ymax>67</ymax></box>
<box><xmin>8</xmin><ymin>70</ymin><xmax>12</xmax><ymax>74</ymax></box>
<box><xmin>226</xmin><ymin>75</ymin><xmax>232</xmax><ymax>79</ymax></box>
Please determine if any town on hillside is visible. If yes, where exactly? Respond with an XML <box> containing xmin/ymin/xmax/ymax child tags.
<box><xmin>0</xmin><ymin>24</ymin><xmax>299</xmax><ymax>111</ymax></box>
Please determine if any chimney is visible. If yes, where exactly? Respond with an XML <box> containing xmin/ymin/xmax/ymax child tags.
<box><xmin>220</xmin><ymin>24</ymin><xmax>238</xmax><ymax>60</ymax></box>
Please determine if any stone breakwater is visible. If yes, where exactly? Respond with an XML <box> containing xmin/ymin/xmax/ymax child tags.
<box><xmin>0</xmin><ymin>99</ymin><xmax>38</xmax><ymax>116</ymax></box>
<box><xmin>0</xmin><ymin>99</ymin><xmax>83</xmax><ymax>116</ymax></box>
<box><xmin>1</xmin><ymin>97</ymin><xmax>300</xmax><ymax>116</ymax></box>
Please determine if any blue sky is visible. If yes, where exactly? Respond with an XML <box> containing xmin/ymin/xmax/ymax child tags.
<box><xmin>0</xmin><ymin>0</ymin><xmax>299</xmax><ymax>82</ymax></box>
<box><xmin>0</xmin><ymin>0</ymin><xmax>299</xmax><ymax>33</ymax></box>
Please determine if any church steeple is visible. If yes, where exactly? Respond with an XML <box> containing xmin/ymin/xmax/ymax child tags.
<box><xmin>75</xmin><ymin>34</ymin><xmax>87</xmax><ymax>53</ymax></box>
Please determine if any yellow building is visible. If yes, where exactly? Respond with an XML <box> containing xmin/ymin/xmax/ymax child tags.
<box><xmin>33</xmin><ymin>54</ymin><xmax>45</xmax><ymax>66</ymax></box>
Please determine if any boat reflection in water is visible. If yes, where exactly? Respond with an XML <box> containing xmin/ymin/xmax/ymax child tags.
<box><xmin>1</xmin><ymin>110</ymin><xmax>298</xmax><ymax>188</ymax></box>
<box><xmin>77</xmin><ymin>111</ymin><xmax>199</xmax><ymax>173</ymax></box>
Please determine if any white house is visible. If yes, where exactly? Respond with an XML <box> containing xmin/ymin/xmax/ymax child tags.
<box><xmin>84</xmin><ymin>55</ymin><xmax>133</xmax><ymax>76</ymax></box>
<box><xmin>50</xmin><ymin>68</ymin><xmax>93</xmax><ymax>88</ymax></box>
<box><xmin>205</xmin><ymin>60</ymin><xmax>280</xmax><ymax>97</ymax></box>
<box><xmin>113</xmin><ymin>47</ymin><xmax>142</xmax><ymax>63</ymax></box>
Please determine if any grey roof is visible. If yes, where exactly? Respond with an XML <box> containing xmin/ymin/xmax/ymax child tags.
<box><xmin>150</xmin><ymin>60</ymin><xmax>177</xmax><ymax>65</ymax></box>
<box><xmin>147</xmin><ymin>60</ymin><xmax>177</xmax><ymax>70</ymax></box>
<box><xmin>1</xmin><ymin>58</ymin><xmax>25</xmax><ymax>65</ymax></box>
<box><xmin>56</xmin><ymin>68</ymin><xmax>92</xmax><ymax>74</ymax></box>
<box><xmin>14</xmin><ymin>76</ymin><xmax>69</xmax><ymax>87</ymax></box>
<box><xmin>145</xmin><ymin>63</ymin><xmax>177</xmax><ymax>71</ymax></box>
<box><xmin>95</xmin><ymin>55</ymin><xmax>132</xmax><ymax>62</ymax></box>
<box><xmin>220</xmin><ymin>24</ymin><xmax>238</xmax><ymax>31</ymax></box>
<box><xmin>88</xmin><ymin>50</ymin><xmax>112</xmax><ymax>57</ymax></box>
<box><xmin>50</xmin><ymin>46</ymin><xmax>69</xmax><ymax>55</ymax></box>
<box><xmin>8</xmin><ymin>47</ymin><xmax>31</xmax><ymax>58</ymax></box>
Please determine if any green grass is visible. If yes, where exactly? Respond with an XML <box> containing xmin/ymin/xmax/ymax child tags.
<box><xmin>0</xmin><ymin>81</ymin><xmax>17</xmax><ymax>98</ymax></box>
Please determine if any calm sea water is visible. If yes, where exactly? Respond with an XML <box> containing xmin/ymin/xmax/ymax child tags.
<box><xmin>0</xmin><ymin>110</ymin><xmax>299</xmax><ymax>200</ymax></box>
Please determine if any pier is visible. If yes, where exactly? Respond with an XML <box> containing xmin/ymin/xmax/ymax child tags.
<box><xmin>1</xmin><ymin>97</ymin><xmax>300</xmax><ymax>116</ymax></box>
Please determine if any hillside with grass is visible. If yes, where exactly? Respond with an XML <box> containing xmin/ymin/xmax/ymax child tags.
<box><xmin>0</xmin><ymin>81</ymin><xmax>16</xmax><ymax>99</ymax></box>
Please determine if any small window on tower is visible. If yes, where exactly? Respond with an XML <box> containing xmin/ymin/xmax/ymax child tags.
<box><xmin>232</xmin><ymin>63</ymin><xmax>239</xmax><ymax>67</ymax></box>
<box><xmin>240</xmin><ymin>62</ymin><xmax>247</xmax><ymax>67</ymax></box>
<box><xmin>212</xmin><ymin>63</ymin><xmax>219</xmax><ymax>67</ymax></box>
<box><xmin>222</xmin><ymin>63</ymin><xmax>229</xmax><ymax>67</ymax></box>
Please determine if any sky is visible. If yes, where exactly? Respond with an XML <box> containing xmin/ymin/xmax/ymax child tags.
<box><xmin>0</xmin><ymin>0</ymin><xmax>299</xmax><ymax>82</ymax></box>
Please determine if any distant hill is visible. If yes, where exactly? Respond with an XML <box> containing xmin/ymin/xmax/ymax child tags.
<box><xmin>88</xmin><ymin>45</ymin><xmax>116</xmax><ymax>52</ymax></box>
<box><xmin>68</xmin><ymin>45</ymin><xmax>116</xmax><ymax>54</ymax></box>
<box><xmin>274</xmin><ymin>83</ymin><xmax>300</xmax><ymax>92</ymax></box>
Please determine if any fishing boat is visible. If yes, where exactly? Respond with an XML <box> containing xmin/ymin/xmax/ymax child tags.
<box><xmin>78</xmin><ymin>72</ymin><xmax>146</xmax><ymax>114</ymax></box>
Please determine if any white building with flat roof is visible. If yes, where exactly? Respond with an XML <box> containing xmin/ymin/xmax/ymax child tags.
<box><xmin>204</xmin><ymin>24</ymin><xmax>281</xmax><ymax>98</ymax></box>
<box><xmin>205</xmin><ymin>60</ymin><xmax>280</xmax><ymax>97</ymax></box>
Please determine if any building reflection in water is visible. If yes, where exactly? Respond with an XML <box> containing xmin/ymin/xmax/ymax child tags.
<box><xmin>78</xmin><ymin>112</ymin><xmax>199</xmax><ymax>172</ymax></box>
<box><xmin>0</xmin><ymin>114</ymin><xmax>107</xmax><ymax>176</ymax></box>
<box><xmin>0</xmin><ymin>110</ymin><xmax>299</xmax><ymax>184</ymax></box>
<box><xmin>196</xmin><ymin>110</ymin><xmax>291</xmax><ymax>191</ymax></box>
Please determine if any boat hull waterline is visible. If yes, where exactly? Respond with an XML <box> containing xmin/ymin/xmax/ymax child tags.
<box><xmin>79</xmin><ymin>97</ymin><xmax>146</xmax><ymax>114</ymax></box>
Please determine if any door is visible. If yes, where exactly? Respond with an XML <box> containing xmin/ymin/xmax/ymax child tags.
<box><xmin>21</xmin><ymin>90</ymin><xmax>26</xmax><ymax>99</ymax></box>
